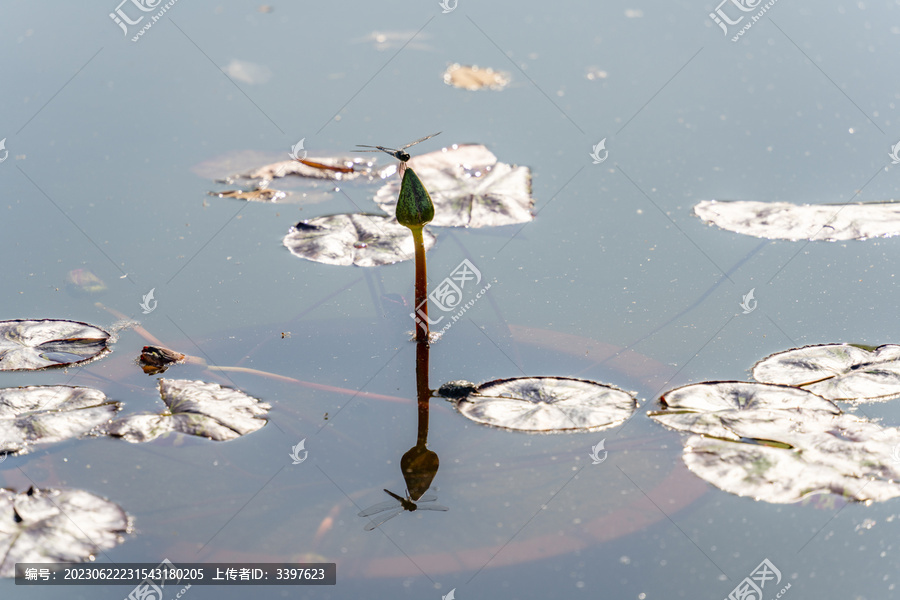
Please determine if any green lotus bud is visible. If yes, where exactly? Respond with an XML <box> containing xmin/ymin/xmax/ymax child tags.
<box><xmin>396</xmin><ymin>167</ymin><xmax>435</xmax><ymax>229</ymax></box>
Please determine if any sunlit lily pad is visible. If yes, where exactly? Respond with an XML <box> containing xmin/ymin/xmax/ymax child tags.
<box><xmin>283</xmin><ymin>213</ymin><xmax>436</xmax><ymax>267</ymax></box>
<box><xmin>694</xmin><ymin>199</ymin><xmax>900</xmax><ymax>241</ymax></box>
<box><xmin>651</xmin><ymin>381</ymin><xmax>900</xmax><ymax>503</ymax></box>
<box><xmin>439</xmin><ymin>376</ymin><xmax>636</xmax><ymax>433</ymax></box>
<box><xmin>443</xmin><ymin>64</ymin><xmax>510</xmax><ymax>91</ymax></box>
<box><xmin>209</xmin><ymin>184</ymin><xmax>288</xmax><ymax>203</ymax></box>
<box><xmin>104</xmin><ymin>379</ymin><xmax>270</xmax><ymax>443</ymax></box>
<box><xmin>374</xmin><ymin>145</ymin><xmax>534</xmax><ymax>228</ymax></box>
<box><xmin>0</xmin><ymin>486</ymin><xmax>131</xmax><ymax>578</ymax></box>
<box><xmin>0</xmin><ymin>386</ymin><xmax>121</xmax><ymax>456</ymax></box>
<box><xmin>197</xmin><ymin>151</ymin><xmax>391</xmax><ymax>206</ymax></box>
<box><xmin>753</xmin><ymin>343</ymin><xmax>900</xmax><ymax>402</ymax></box>
<box><xmin>231</xmin><ymin>155</ymin><xmax>386</xmax><ymax>183</ymax></box>
<box><xmin>0</xmin><ymin>320</ymin><xmax>110</xmax><ymax>371</ymax></box>
<box><xmin>650</xmin><ymin>381</ymin><xmax>840</xmax><ymax>441</ymax></box>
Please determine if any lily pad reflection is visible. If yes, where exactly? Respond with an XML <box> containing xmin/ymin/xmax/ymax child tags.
<box><xmin>752</xmin><ymin>343</ymin><xmax>900</xmax><ymax>402</ymax></box>
<box><xmin>0</xmin><ymin>486</ymin><xmax>131</xmax><ymax>578</ymax></box>
<box><xmin>439</xmin><ymin>376</ymin><xmax>636</xmax><ymax>433</ymax></box>
<box><xmin>283</xmin><ymin>213</ymin><xmax>436</xmax><ymax>267</ymax></box>
<box><xmin>0</xmin><ymin>319</ymin><xmax>110</xmax><ymax>371</ymax></box>
<box><xmin>105</xmin><ymin>379</ymin><xmax>270</xmax><ymax>443</ymax></box>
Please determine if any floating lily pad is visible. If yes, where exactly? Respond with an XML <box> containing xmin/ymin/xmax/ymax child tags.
<box><xmin>374</xmin><ymin>145</ymin><xmax>534</xmax><ymax>228</ymax></box>
<box><xmin>209</xmin><ymin>184</ymin><xmax>287</xmax><ymax>203</ymax></box>
<box><xmin>651</xmin><ymin>381</ymin><xmax>900</xmax><ymax>503</ymax></box>
<box><xmin>353</xmin><ymin>30</ymin><xmax>433</xmax><ymax>52</ymax></box>
<box><xmin>650</xmin><ymin>381</ymin><xmax>840</xmax><ymax>441</ymax></box>
<box><xmin>224</xmin><ymin>59</ymin><xmax>272</xmax><ymax>85</ymax></box>
<box><xmin>232</xmin><ymin>155</ymin><xmax>386</xmax><ymax>183</ymax></box>
<box><xmin>105</xmin><ymin>379</ymin><xmax>270</xmax><ymax>443</ymax></box>
<box><xmin>753</xmin><ymin>343</ymin><xmax>900</xmax><ymax>402</ymax></box>
<box><xmin>0</xmin><ymin>486</ymin><xmax>131</xmax><ymax>578</ymax></box>
<box><xmin>439</xmin><ymin>376</ymin><xmax>636</xmax><ymax>433</ymax></box>
<box><xmin>694</xmin><ymin>199</ymin><xmax>900</xmax><ymax>241</ymax></box>
<box><xmin>443</xmin><ymin>64</ymin><xmax>510</xmax><ymax>91</ymax></box>
<box><xmin>0</xmin><ymin>386</ymin><xmax>121</xmax><ymax>456</ymax></box>
<box><xmin>0</xmin><ymin>319</ymin><xmax>110</xmax><ymax>371</ymax></box>
<box><xmin>283</xmin><ymin>213</ymin><xmax>436</xmax><ymax>267</ymax></box>
<box><xmin>196</xmin><ymin>150</ymin><xmax>391</xmax><ymax>206</ymax></box>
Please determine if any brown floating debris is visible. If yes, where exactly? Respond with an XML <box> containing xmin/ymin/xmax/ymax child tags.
<box><xmin>139</xmin><ymin>345</ymin><xmax>185</xmax><ymax>375</ymax></box>
<box><xmin>443</xmin><ymin>63</ymin><xmax>510</xmax><ymax>91</ymax></box>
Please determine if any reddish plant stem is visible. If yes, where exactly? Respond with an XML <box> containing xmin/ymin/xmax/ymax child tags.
<box><xmin>411</xmin><ymin>226</ymin><xmax>429</xmax><ymax>342</ymax></box>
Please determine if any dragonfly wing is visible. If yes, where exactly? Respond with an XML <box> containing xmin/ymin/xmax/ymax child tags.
<box><xmin>364</xmin><ymin>507</ymin><xmax>402</xmax><ymax>530</ymax></box>
<box><xmin>413</xmin><ymin>493</ymin><xmax>438</xmax><ymax>503</ymax></box>
<box><xmin>400</xmin><ymin>131</ymin><xmax>441</xmax><ymax>150</ymax></box>
<box><xmin>358</xmin><ymin>499</ymin><xmax>400</xmax><ymax>517</ymax></box>
<box><xmin>417</xmin><ymin>504</ymin><xmax>449</xmax><ymax>512</ymax></box>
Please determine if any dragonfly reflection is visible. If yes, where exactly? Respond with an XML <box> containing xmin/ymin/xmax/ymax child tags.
<box><xmin>353</xmin><ymin>132</ymin><xmax>441</xmax><ymax>175</ymax></box>
<box><xmin>357</xmin><ymin>488</ymin><xmax>448</xmax><ymax>531</ymax></box>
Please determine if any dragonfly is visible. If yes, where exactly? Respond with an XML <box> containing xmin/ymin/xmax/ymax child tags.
<box><xmin>357</xmin><ymin>488</ymin><xmax>448</xmax><ymax>531</ymax></box>
<box><xmin>353</xmin><ymin>132</ymin><xmax>441</xmax><ymax>175</ymax></box>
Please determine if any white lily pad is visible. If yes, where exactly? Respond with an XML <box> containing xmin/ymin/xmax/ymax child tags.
<box><xmin>104</xmin><ymin>379</ymin><xmax>270</xmax><ymax>443</ymax></box>
<box><xmin>651</xmin><ymin>381</ymin><xmax>900</xmax><ymax>503</ymax></box>
<box><xmin>694</xmin><ymin>199</ymin><xmax>900</xmax><ymax>241</ymax></box>
<box><xmin>752</xmin><ymin>343</ymin><xmax>900</xmax><ymax>402</ymax></box>
<box><xmin>374</xmin><ymin>145</ymin><xmax>534</xmax><ymax>228</ymax></box>
<box><xmin>650</xmin><ymin>381</ymin><xmax>840</xmax><ymax>441</ymax></box>
<box><xmin>0</xmin><ymin>319</ymin><xmax>110</xmax><ymax>371</ymax></box>
<box><xmin>283</xmin><ymin>213</ymin><xmax>436</xmax><ymax>267</ymax></box>
<box><xmin>0</xmin><ymin>386</ymin><xmax>122</xmax><ymax>456</ymax></box>
<box><xmin>439</xmin><ymin>376</ymin><xmax>636</xmax><ymax>433</ymax></box>
<box><xmin>683</xmin><ymin>411</ymin><xmax>900</xmax><ymax>503</ymax></box>
<box><xmin>237</xmin><ymin>156</ymin><xmax>383</xmax><ymax>182</ymax></box>
<box><xmin>0</xmin><ymin>486</ymin><xmax>131</xmax><ymax>578</ymax></box>
<box><xmin>197</xmin><ymin>149</ymin><xmax>387</xmax><ymax>184</ymax></box>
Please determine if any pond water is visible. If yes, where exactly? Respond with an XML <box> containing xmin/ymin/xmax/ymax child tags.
<box><xmin>2</xmin><ymin>1</ymin><xmax>900</xmax><ymax>598</ymax></box>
